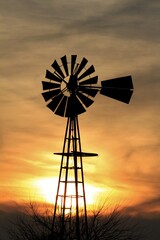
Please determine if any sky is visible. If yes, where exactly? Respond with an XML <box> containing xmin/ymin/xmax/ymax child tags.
<box><xmin>0</xmin><ymin>0</ymin><xmax>160</xmax><ymax>239</ymax></box>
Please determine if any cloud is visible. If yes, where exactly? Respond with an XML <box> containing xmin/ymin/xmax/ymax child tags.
<box><xmin>1</xmin><ymin>0</ymin><xmax>159</xmax><ymax>55</ymax></box>
<box><xmin>61</xmin><ymin>0</ymin><xmax>160</xmax><ymax>42</ymax></box>
<box><xmin>123</xmin><ymin>196</ymin><xmax>160</xmax><ymax>217</ymax></box>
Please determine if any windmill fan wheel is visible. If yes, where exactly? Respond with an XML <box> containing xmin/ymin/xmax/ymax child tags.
<box><xmin>41</xmin><ymin>55</ymin><xmax>98</xmax><ymax>117</ymax></box>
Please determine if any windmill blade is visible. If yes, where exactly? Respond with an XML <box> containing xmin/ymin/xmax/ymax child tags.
<box><xmin>76</xmin><ymin>92</ymin><xmax>94</xmax><ymax>108</ymax></box>
<box><xmin>54</xmin><ymin>96</ymin><xmax>68</xmax><ymax>117</ymax></box>
<box><xmin>47</xmin><ymin>94</ymin><xmax>64</xmax><ymax>112</ymax></box>
<box><xmin>75</xmin><ymin>57</ymin><xmax>88</xmax><ymax>76</ymax></box>
<box><xmin>73</xmin><ymin>63</ymin><xmax>79</xmax><ymax>75</ymax></box>
<box><xmin>101</xmin><ymin>76</ymin><xmax>133</xmax><ymax>90</ymax></box>
<box><xmin>79</xmin><ymin>76</ymin><xmax>98</xmax><ymax>85</ymax></box>
<box><xmin>41</xmin><ymin>89</ymin><xmax>61</xmax><ymax>101</ymax></box>
<box><xmin>61</xmin><ymin>55</ymin><xmax>69</xmax><ymax>76</ymax></box>
<box><xmin>71</xmin><ymin>55</ymin><xmax>77</xmax><ymax>75</ymax></box>
<box><xmin>51</xmin><ymin>60</ymin><xmax>65</xmax><ymax>79</ymax></box>
<box><xmin>79</xmin><ymin>86</ymin><xmax>98</xmax><ymax>97</ymax></box>
<box><xmin>45</xmin><ymin>70</ymin><xmax>62</xmax><ymax>83</ymax></box>
<box><xmin>100</xmin><ymin>88</ymin><xmax>133</xmax><ymax>104</ymax></box>
<box><xmin>42</xmin><ymin>81</ymin><xmax>60</xmax><ymax>91</ymax></box>
<box><xmin>78</xmin><ymin>65</ymin><xmax>95</xmax><ymax>81</ymax></box>
<box><xmin>65</xmin><ymin>95</ymin><xmax>86</xmax><ymax>117</ymax></box>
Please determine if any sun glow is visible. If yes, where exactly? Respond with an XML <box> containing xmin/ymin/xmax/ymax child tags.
<box><xmin>33</xmin><ymin>177</ymin><xmax>104</xmax><ymax>206</ymax></box>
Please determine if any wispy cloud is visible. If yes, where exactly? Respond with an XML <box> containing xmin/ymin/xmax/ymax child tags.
<box><xmin>123</xmin><ymin>196</ymin><xmax>160</xmax><ymax>216</ymax></box>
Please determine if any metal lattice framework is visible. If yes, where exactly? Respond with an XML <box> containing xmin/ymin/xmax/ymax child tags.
<box><xmin>41</xmin><ymin>55</ymin><xmax>134</xmax><ymax>240</ymax></box>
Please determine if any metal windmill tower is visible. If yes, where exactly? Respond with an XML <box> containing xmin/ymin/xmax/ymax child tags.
<box><xmin>41</xmin><ymin>55</ymin><xmax>133</xmax><ymax>240</ymax></box>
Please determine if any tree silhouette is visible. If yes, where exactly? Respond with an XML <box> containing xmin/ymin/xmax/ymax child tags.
<box><xmin>8</xmin><ymin>200</ymin><xmax>143</xmax><ymax>240</ymax></box>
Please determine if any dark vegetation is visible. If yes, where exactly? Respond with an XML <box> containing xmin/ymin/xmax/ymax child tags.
<box><xmin>4</xmin><ymin>199</ymin><xmax>144</xmax><ymax>240</ymax></box>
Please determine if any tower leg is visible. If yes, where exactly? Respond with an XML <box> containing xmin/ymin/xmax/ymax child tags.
<box><xmin>52</xmin><ymin>116</ymin><xmax>88</xmax><ymax>240</ymax></box>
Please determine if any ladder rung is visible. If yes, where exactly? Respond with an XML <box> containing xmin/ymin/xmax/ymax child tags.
<box><xmin>58</xmin><ymin>194</ymin><xmax>84</xmax><ymax>198</ymax></box>
<box><xmin>62</xmin><ymin>166</ymin><xmax>81</xmax><ymax>169</ymax></box>
<box><xmin>66</xmin><ymin>137</ymin><xmax>79</xmax><ymax>140</ymax></box>
<box><xmin>60</xmin><ymin>180</ymin><xmax>83</xmax><ymax>183</ymax></box>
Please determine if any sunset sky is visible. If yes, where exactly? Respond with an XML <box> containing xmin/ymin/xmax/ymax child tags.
<box><xmin>0</xmin><ymin>0</ymin><xmax>160</xmax><ymax>238</ymax></box>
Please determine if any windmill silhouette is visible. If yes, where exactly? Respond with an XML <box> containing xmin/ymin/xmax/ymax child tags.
<box><xmin>41</xmin><ymin>55</ymin><xmax>133</xmax><ymax>240</ymax></box>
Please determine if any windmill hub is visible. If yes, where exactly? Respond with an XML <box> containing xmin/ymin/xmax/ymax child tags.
<box><xmin>67</xmin><ymin>74</ymin><xmax>78</xmax><ymax>94</ymax></box>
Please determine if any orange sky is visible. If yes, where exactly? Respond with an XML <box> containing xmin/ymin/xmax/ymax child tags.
<box><xmin>0</xmin><ymin>0</ymin><xmax>160</xmax><ymax>218</ymax></box>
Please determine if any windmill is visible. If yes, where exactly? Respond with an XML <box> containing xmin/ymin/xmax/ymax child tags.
<box><xmin>41</xmin><ymin>55</ymin><xmax>133</xmax><ymax>240</ymax></box>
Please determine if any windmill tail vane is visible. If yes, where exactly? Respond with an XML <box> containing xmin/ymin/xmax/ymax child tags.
<box><xmin>41</xmin><ymin>54</ymin><xmax>134</xmax><ymax>239</ymax></box>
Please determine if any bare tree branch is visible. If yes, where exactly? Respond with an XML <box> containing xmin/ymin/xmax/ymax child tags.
<box><xmin>8</xmin><ymin>200</ymin><xmax>144</xmax><ymax>240</ymax></box>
